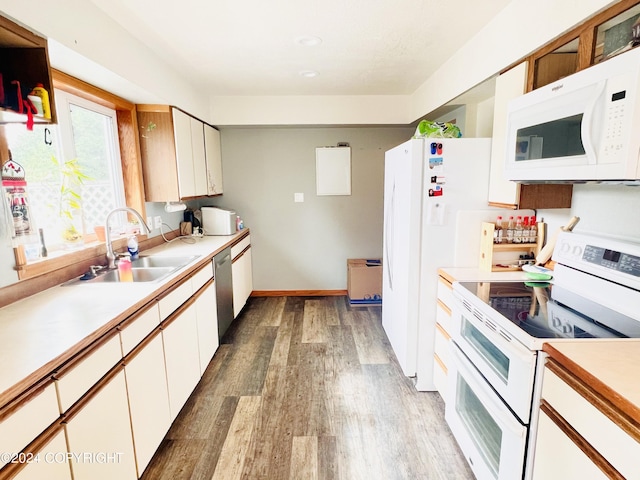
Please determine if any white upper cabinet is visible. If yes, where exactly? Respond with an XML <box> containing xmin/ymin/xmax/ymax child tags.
<box><xmin>488</xmin><ymin>63</ymin><xmax>527</xmax><ymax>208</ymax></box>
<box><xmin>137</xmin><ymin>105</ymin><xmax>223</xmax><ymax>202</ymax></box>
<box><xmin>204</xmin><ymin>123</ymin><xmax>224</xmax><ymax>195</ymax></box>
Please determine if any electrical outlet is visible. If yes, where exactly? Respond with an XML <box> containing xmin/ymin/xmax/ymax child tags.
<box><xmin>146</xmin><ymin>217</ymin><xmax>153</xmax><ymax>230</ymax></box>
<box><xmin>154</xmin><ymin>216</ymin><xmax>162</xmax><ymax>229</ymax></box>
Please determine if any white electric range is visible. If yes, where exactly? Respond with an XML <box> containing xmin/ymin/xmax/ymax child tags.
<box><xmin>444</xmin><ymin>231</ymin><xmax>640</xmax><ymax>480</ymax></box>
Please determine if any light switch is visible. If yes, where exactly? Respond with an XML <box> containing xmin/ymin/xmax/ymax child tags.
<box><xmin>294</xmin><ymin>193</ymin><xmax>304</xmax><ymax>203</ymax></box>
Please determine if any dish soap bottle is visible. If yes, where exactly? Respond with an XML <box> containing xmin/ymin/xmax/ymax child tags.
<box><xmin>127</xmin><ymin>235</ymin><xmax>139</xmax><ymax>260</ymax></box>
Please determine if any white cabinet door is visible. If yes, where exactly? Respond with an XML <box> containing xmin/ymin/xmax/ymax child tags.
<box><xmin>0</xmin><ymin>382</ymin><xmax>60</xmax><ymax>470</ymax></box>
<box><xmin>124</xmin><ymin>332</ymin><xmax>171</xmax><ymax>476</ymax></box>
<box><xmin>488</xmin><ymin>62</ymin><xmax>527</xmax><ymax>206</ymax></box>
<box><xmin>204</xmin><ymin>124</ymin><xmax>223</xmax><ymax>195</ymax></box>
<box><xmin>195</xmin><ymin>280</ymin><xmax>219</xmax><ymax>375</ymax></box>
<box><xmin>532</xmin><ymin>409</ymin><xmax>609</xmax><ymax>480</ymax></box>
<box><xmin>162</xmin><ymin>303</ymin><xmax>201</xmax><ymax>421</ymax></box>
<box><xmin>64</xmin><ymin>369</ymin><xmax>137</xmax><ymax>480</ymax></box>
<box><xmin>232</xmin><ymin>247</ymin><xmax>252</xmax><ymax>318</ymax></box>
<box><xmin>191</xmin><ymin>117</ymin><xmax>208</xmax><ymax>196</ymax></box>
<box><xmin>13</xmin><ymin>429</ymin><xmax>72</xmax><ymax>480</ymax></box>
<box><xmin>172</xmin><ymin>108</ymin><xmax>196</xmax><ymax>198</ymax></box>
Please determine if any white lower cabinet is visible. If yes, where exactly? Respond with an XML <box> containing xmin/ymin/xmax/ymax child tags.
<box><xmin>124</xmin><ymin>331</ymin><xmax>171</xmax><ymax>476</ymax></box>
<box><xmin>232</xmin><ymin>245</ymin><xmax>252</xmax><ymax>318</ymax></box>
<box><xmin>162</xmin><ymin>301</ymin><xmax>201</xmax><ymax>420</ymax></box>
<box><xmin>532</xmin><ymin>408</ymin><xmax>609</xmax><ymax>480</ymax></box>
<box><xmin>532</xmin><ymin>360</ymin><xmax>640</xmax><ymax>480</ymax></box>
<box><xmin>0</xmin><ymin>381</ymin><xmax>60</xmax><ymax>471</ymax></box>
<box><xmin>194</xmin><ymin>279</ymin><xmax>219</xmax><ymax>375</ymax></box>
<box><xmin>13</xmin><ymin>428</ymin><xmax>72</xmax><ymax>480</ymax></box>
<box><xmin>63</xmin><ymin>369</ymin><xmax>137</xmax><ymax>480</ymax></box>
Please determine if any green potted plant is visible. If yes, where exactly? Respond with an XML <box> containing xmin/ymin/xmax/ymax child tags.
<box><xmin>52</xmin><ymin>155</ymin><xmax>90</xmax><ymax>246</ymax></box>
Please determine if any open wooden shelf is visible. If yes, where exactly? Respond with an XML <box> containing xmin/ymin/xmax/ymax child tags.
<box><xmin>479</xmin><ymin>221</ymin><xmax>546</xmax><ymax>272</ymax></box>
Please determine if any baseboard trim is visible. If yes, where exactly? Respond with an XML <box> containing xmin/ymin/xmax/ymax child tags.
<box><xmin>251</xmin><ymin>290</ymin><xmax>348</xmax><ymax>297</ymax></box>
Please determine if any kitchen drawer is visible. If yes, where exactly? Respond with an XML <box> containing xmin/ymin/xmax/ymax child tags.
<box><xmin>542</xmin><ymin>364</ymin><xmax>640</xmax><ymax>480</ymax></box>
<box><xmin>0</xmin><ymin>381</ymin><xmax>60</xmax><ymax>470</ymax></box>
<box><xmin>434</xmin><ymin>323</ymin><xmax>451</xmax><ymax>369</ymax></box>
<box><xmin>436</xmin><ymin>301</ymin><xmax>452</xmax><ymax>334</ymax></box>
<box><xmin>532</xmin><ymin>406</ymin><xmax>609</xmax><ymax>480</ymax></box>
<box><xmin>191</xmin><ymin>261</ymin><xmax>214</xmax><ymax>292</ymax></box>
<box><xmin>158</xmin><ymin>279</ymin><xmax>193</xmax><ymax>321</ymax></box>
<box><xmin>436</xmin><ymin>277</ymin><xmax>454</xmax><ymax>309</ymax></box>
<box><xmin>231</xmin><ymin>235</ymin><xmax>250</xmax><ymax>259</ymax></box>
<box><xmin>119</xmin><ymin>303</ymin><xmax>161</xmax><ymax>356</ymax></box>
<box><xmin>55</xmin><ymin>334</ymin><xmax>122</xmax><ymax>413</ymax></box>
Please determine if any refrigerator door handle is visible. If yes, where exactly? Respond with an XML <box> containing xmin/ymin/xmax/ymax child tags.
<box><xmin>384</xmin><ymin>181</ymin><xmax>395</xmax><ymax>290</ymax></box>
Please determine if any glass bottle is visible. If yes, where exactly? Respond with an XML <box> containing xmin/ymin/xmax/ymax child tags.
<box><xmin>506</xmin><ymin>216</ymin><xmax>515</xmax><ymax>244</ymax></box>
<box><xmin>494</xmin><ymin>216</ymin><xmax>504</xmax><ymax>244</ymax></box>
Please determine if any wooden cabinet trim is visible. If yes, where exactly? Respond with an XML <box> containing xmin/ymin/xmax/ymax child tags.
<box><xmin>160</xmin><ymin>294</ymin><xmax>197</xmax><ymax>330</ymax></box>
<box><xmin>122</xmin><ymin>325</ymin><xmax>163</xmax><ymax>365</ymax></box>
<box><xmin>62</xmin><ymin>363</ymin><xmax>125</xmax><ymax>421</ymax></box>
<box><xmin>232</xmin><ymin>245</ymin><xmax>251</xmax><ymax>264</ymax></box>
<box><xmin>0</xmin><ymin>376</ymin><xmax>55</xmax><ymax>422</ymax></box>
<box><xmin>546</xmin><ymin>359</ymin><xmax>640</xmax><ymax>443</ymax></box>
<box><xmin>0</xmin><ymin>420</ymin><xmax>67</xmax><ymax>480</ymax></box>
<box><xmin>191</xmin><ymin>277</ymin><xmax>214</xmax><ymax>302</ymax></box>
<box><xmin>435</xmin><ymin>322</ymin><xmax>451</xmax><ymax>340</ymax></box>
<box><xmin>433</xmin><ymin>353</ymin><xmax>447</xmax><ymax>374</ymax></box>
<box><xmin>437</xmin><ymin>271</ymin><xmax>456</xmax><ymax>286</ymax></box>
<box><xmin>52</xmin><ymin>328</ymin><xmax>120</xmax><ymax>380</ymax></box>
<box><xmin>436</xmin><ymin>299</ymin><xmax>452</xmax><ymax>317</ymax></box>
<box><xmin>539</xmin><ymin>400</ymin><xmax>625</xmax><ymax>480</ymax></box>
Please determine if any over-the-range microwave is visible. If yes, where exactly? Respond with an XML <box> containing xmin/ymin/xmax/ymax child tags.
<box><xmin>504</xmin><ymin>46</ymin><xmax>640</xmax><ymax>184</ymax></box>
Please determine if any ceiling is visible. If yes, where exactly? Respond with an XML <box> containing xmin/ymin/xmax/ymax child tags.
<box><xmin>88</xmin><ymin>0</ymin><xmax>512</xmax><ymax>97</ymax></box>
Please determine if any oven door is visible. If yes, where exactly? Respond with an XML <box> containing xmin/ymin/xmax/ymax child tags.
<box><xmin>446</xmin><ymin>343</ymin><xmax>527</xmax><ymax>480</ymax></box>
<box><xmin>451</xmin><ymin>295</ymin><xmax>537</xmax><ymax>423</ymax></box>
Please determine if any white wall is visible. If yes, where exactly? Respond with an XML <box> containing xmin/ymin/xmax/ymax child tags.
<box><xmin>199</xmin><ymin>126</ymin><xmax>414</xmax><ymax>291</ymax></box>
<box><xmin>538</xmin><ymin>185</ymin><xmax>640</xmax><ymax>243</ymax></box>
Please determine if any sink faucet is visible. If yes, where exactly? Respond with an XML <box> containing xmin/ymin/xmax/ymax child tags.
<box><xmin>105</xmin><ymin>207</ymin><xmax>151</xmax><ymax>269</ymax></box>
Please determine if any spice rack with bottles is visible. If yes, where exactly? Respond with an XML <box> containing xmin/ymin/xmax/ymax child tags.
<box><xmin>479</xmin><ymin>218</ymin><xmax>546</xmax><ymax>272</ymax></box>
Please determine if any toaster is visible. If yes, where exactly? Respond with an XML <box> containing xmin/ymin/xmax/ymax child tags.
<box><xmin>201</xmin><ymin>207</ymin><xmax>237</xmax><ymax>235</ymax></box>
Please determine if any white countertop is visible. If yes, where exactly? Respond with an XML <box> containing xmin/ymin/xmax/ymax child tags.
<box><xmin>544</xmin><ymin>341</ymin><xmax>640</xmax><ymax>426</ymax></box>
<box><xmin>0</xmin><ymin>230</ymin><xmax>248</xmax><ymax>407</ymax></box>
<box><xmin>438</xmin><ymin>266</ymin><xmax>530</xmax><ymax>283</ymax></box>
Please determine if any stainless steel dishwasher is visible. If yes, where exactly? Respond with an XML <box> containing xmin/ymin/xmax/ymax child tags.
<box><xmin>214</xmin><ymin>247</ymin><xmax>234</xmax><ymax>339</ymax></box>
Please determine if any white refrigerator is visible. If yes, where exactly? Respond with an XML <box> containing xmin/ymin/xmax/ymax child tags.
<box><xmin>382</xmin><ymin>137</ymin><xmax>492</xmax><ymax>391</ymax></box>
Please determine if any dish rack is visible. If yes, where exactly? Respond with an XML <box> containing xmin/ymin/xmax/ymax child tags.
<box><xmin>479</xmin><ymin>221</ymin><xmax>546</xmax><ymax>272</ymax></box>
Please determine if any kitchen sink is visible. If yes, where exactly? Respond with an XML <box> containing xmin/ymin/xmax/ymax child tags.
<box><xmin>130</xmin><ymin>255</ymin><xmax>198</xmax><ymax>269</ymax></box>
<box><xmin>87</xmin><ymin>267</ymin><xmax>175</xmax><ymax>283</ymax></box>
<box><xmin>64</xmin><ymin>255</ymin><xmax>199</xmax><ymax>285</ymax></box>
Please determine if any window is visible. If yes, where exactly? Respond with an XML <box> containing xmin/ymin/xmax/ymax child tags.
<box><xmin>4</xmin><ymin>90</ymin><xmax>126</xmax><ymax>259</ymax></box>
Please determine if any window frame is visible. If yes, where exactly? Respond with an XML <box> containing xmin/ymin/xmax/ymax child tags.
<box><xmin>12</xmin><ymin>69</ymin><xmax>147</xmax><ymax>281</ymax></box>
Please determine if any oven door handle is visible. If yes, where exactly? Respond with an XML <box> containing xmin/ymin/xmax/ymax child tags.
<box><xmin>450</xmin><ymin>342</ymin><xmax>527</xmax><ymax>438</ymax></box>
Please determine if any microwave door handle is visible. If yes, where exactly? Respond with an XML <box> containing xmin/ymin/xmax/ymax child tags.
<box><xmin>581</xmin><ymin>80</ymin><xmax>607</xmax><ymax>165</ymax></box>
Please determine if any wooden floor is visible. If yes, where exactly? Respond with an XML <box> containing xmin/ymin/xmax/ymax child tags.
<box><xmin>142</xmin><ymin>296</ymin><xmax>473</xmax><ymax>480</ymax></box>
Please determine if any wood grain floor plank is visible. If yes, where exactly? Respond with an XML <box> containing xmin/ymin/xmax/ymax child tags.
<box><xmin>350</xmin><ymin>308</ymin><xmax>390</xmax><ymax>365</ymax></box>
<box><xmin>142</xmin><ymin>296</ymin><xmax>473</xmax><ymax>480</ymax></box>
<box><xmin>211</xmin><ymin>395</ymin><xmax>262</xmax><ymax>480</ymax></box>
<box><xmin>290</xmin><ymin>436</ymin><xmax>318</xmax><ymax>480</ymax></box>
